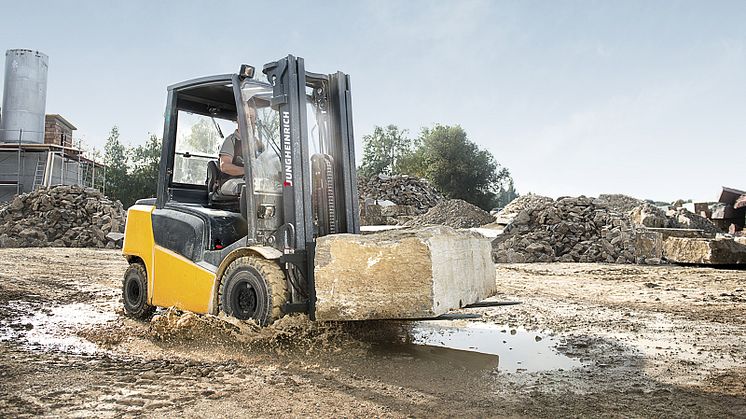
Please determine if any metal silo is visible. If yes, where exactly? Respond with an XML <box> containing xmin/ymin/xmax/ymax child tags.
<box><xmin>0</xmin><ymin>49</ymin><xmax>49</xmax><ymax>143</ymax></box>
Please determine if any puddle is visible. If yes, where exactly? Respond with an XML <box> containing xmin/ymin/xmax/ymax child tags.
<box><xmin>0</xmin><ymin>301</ymin><xmax>117</xmax><ymax>354</ymax></box>
<box><xmin>391</xmin><ymin>320</ymin><xmax>583</xmax><ymax>373</ymax></box>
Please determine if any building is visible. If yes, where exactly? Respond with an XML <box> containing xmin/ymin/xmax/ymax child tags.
<box><xmin>44</xmin><ymin>114</ymin><xmax>76</xmax><ymax>147</ymax></box>
<box><xmin>0</xmin><ymin>115</ymin><xmax>106</xmax><ymax>202</ymax></box>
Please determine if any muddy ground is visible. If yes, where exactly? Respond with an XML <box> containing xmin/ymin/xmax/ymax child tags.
<box><xmin>0</xmin><ymin>248</ymin><xmax>744</xmax><ymax>418</ymax></box>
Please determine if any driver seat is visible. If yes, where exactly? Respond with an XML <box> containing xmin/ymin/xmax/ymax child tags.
<box><xmin>206</xmin><ymin>160</ymin><xmax>240</xmax><ymax>210</ymax></box>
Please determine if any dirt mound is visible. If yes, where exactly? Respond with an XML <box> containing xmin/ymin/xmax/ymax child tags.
<box><xmin>404</xmin><ymin>199</ymin><xmax>495</xmax><ymax>228</ymax></box>
<box><xmin>493</xmin><ymin>196</ymin><xmax>637</xmax><ymax>263</ymax></box>
<box><xmin>358</xmin><ymin>174</ymin><xmax>444</xmax><ymax>215</ymax></box>
<box><xmin>0</xmin><ymin>185</ymin><xmax>126</xmax><ymax>248</ymax></box>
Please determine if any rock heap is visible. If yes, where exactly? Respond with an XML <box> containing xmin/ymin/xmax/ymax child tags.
<box><xmin>627</xmin><ymin>202</ymin><xmax>721</xmax><ymax>233</ymax></box>
<box><xmin>492</xmin><ymin>196</ymin><xmax>637</xmax><ymax>263</ymax></box>
<box><xmin>358</xmin><ymin>175</ymin><xmax>443</xmax><ymax>215</ymax></box>
<box><xmin>667</xmin><ymin>207</ymin><xmax>721</xmax><ymax>233</ymax></box>
<box><xmin>597</xmin><ymin>194</ymin><xmax>645</xmax><ymax>213</ymax></box>
<box><xmin>628</xmin><ymin>202</ymin><xmax>670</xmax><ymax>228</ymax></box>
<box><xmin>0</xmin><ymin>185</ymin><xmax>126</xmax><ymax>248</ymax></box>
<box><xmin>405</xmin><ymin>199</ymin><xmax>495</xmax><ymax>229</ymax></box>
<box><xmin>494</xmin><ymin>194</ymin><xmax>554</xmax><ymax>224</ymax></box>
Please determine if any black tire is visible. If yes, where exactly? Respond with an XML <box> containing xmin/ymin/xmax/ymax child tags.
<box><xmin>219</xmin><ymin>256</ymin><xmax>288</xmax><ymax>326</ymax></box>
<box><xmin>122</xmin><ymin>263</ymin><xmax>156</xmax><ymax>319</ymax></box>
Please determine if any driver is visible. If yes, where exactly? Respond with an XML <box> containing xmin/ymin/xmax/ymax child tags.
<box><xmin>217</xmin><ymin>129</ymin><xmax>246</xmax><ymax>196</ymax></box>
<box><xmin>218</xmin><ymin>107</ymin><xmax>264</xmax><ymax>196</ymax></box>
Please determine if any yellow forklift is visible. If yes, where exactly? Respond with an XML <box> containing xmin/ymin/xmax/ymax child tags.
<box><xmin>121</xmin><ymin>55</ymin><xmax>359</xmax><ymax>325</ymax></box>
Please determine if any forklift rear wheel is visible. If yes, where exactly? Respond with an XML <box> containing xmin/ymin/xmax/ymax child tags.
<box><xmin>122</xmin><ymin>263</ymin><xmax>156</xmax><ymax>319</ymax></box>
<box><xmin>219</xmin><ymin>256</ymin><xmax>288</xmax><ymax>326</ymax></box>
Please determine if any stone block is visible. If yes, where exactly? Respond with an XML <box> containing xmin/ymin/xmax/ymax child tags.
<box><xmin>314</xmin><ymin>226</ymin><xmax>496</xmax><ymax>321</ymax></box>
<box><xmin>634</xmin><ymin>229</ymin><xmax>663</xmax><ymax>261</ymax></box>
<box><xmin>663</xmin><ymin>237</ymin><xmax>746</xmax><ymax>265</ymax></box>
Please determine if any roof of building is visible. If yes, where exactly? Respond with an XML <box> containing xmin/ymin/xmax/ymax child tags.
<box><xmin>45</xmin><ymin>114</ymin><xmax>77</xmax><ymax>131</ymax></box>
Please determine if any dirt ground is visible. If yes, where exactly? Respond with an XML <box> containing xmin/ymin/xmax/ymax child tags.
<box><xmin>0</xmin><ymin>248</ymin><xmax>744</xmax><ymax>418</ymax></box>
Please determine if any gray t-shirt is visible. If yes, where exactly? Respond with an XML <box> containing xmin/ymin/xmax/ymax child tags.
<box><xmin>219</xmin><ymin>132</ymin><xmax>240</xmax><ymax>159</ymax></box>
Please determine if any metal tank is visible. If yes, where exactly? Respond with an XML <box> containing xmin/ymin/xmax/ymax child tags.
<box><xmin>0</xmin><ymin>49</ymin><xmax>49</xmax><ymax>143</ymax></box>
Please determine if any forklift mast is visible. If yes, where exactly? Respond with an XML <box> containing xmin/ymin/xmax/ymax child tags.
<box><xmin>259</xmin><ymin>55</ymin><xmax>360</xmax><ymax>318</ymax></box>
<box><xmin>262</xmin><ymin>55</ymin><xmax>360</xmax><ymax>244</ymax></box>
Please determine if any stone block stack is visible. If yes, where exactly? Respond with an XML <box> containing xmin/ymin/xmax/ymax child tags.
<box><xmin>492</xmin><ymin>196</ymin><xmax>638</xmax><ymax>263</ymax></box>
<box><xmin>358</xmin><ymin>174</ymin><xmax>444</xmax><ymax>215</ymax></box>
<box><xmin>0</xmin><ymin>185</ymin><xmax>126</xmax><ymax>248</ymax></box>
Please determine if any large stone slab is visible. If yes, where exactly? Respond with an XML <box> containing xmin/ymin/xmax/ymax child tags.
<box><xmin>633</xmin><ymin>229</ymin><xmax>663</xmax><ymax>263</ymax></box>
<box><xmin>314</xmin><ymin>226</ymin><xmax>496</xmax><ymax>321</ymax></box>
<box><xmin>663</xmin><ymin>237</ymin><xmax>746</xmax><ymax>265</ymax></box>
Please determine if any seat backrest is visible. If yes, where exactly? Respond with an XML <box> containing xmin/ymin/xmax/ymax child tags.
<box><xmin>206</xmin><ymin>160</ymin><xmax>220</xmax><ymax>195</ymax></box>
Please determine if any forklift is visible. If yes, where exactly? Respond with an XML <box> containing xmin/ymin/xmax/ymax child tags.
<box><xmin>121</xmin><ymin>55</ymin><xmax>359</xmax><ymax>325</ymax></box>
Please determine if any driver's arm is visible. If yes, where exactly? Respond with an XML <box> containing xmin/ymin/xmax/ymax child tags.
<box><xmin>219</xmin><ymin>154</ymin><xmax>244</xmax><ymax>176</ymax></box>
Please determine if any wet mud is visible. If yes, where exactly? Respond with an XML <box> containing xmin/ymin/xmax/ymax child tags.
<box><xmin>0</xmin><ymin>248</ymin><xmax>745</xmax><ymax>417</ymax></box>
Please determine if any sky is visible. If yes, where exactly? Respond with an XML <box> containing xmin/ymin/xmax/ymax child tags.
<box><xmin>0</xmin><ymin>0</ymin><xmax>744</xmax><ymax>202</ymax></box>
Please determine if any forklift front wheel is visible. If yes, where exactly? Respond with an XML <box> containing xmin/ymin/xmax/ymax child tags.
<box><xmin>122</xmin><ymin>263</ymin><xmax>156</xmax><ymax>319</ymax></box>
<box><xmin>219</xmin><ymin>256</ymin><xmax>288</xmax><ymax>326</ymax></box>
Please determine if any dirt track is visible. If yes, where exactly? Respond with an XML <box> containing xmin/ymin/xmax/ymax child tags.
<box><xmin>0</xmin><ymin>248</ymin><xmax>744</xmax><ymax>418</ymax></box>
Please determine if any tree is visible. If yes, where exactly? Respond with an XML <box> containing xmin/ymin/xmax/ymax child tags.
<box><xmin>401</xmin><ymin>124</ymin><xmax>514</xmax><ymax>210</ymax></box>
<box><xmin>358</xmin><ymin>125</ymin><xmax>412</xmax><ymax>178</ymax></box>
<box><xmin>129</xmin><ymin>134</ymin><xmax>162</xmax><ymax>203</ymax></box>
<box><xmin>183</xmin><ymin>118</ymin><xmax>220</xmax><ymax>154</ymax></box>
<box><xmin>494</xmin><ymin>178</ymin><xmax>519</xmax><ymax>209</ymax></box>
<box><xmin>102</xmin><ymin>126</ymin><xmax>163</xmax><ymax>208</ymax></box>
<box><xmin>103</xmin><ymin>126</ymin><xmax>130</xmax><ymax>205</ymax></box>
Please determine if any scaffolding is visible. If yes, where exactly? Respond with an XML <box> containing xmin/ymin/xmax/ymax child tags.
<box><xmin>0</xmin><ymin>129</ymin><xmax>106</xmax><ymax>202</ymax></box>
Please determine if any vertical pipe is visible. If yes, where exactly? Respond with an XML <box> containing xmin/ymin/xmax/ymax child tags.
<box><xmin>77</xmin><ymin>139</ymin><xmax>82</xmax><ymax>185</ymax></box>
<box><xmin>16</xmin><ymin>129</ymin><xmax>22</xmax><ymax>195</ymax></box>
<box><xmin>46</xmin><ymin>151</ymin><xmax>54</xmax><ymax>186</ymax></box>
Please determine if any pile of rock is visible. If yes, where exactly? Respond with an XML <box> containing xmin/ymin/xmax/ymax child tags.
<box><xmin>405</xmin><ymin>199</ymin><xmax>495</xmax><ymax>229</ymax></box>
<box><xmin>628</xmin><ymin>202</ymin><xmax>670</xmax><ymax>228</ymax></box>
<box><xmin>0</xmin><ymin>185</ymin><xmax>126</xmax><ymax>248</ymax></box>
<box><xmin>597</xmin><ymin>194</ymin><xmax>645</xmax><ymax>213</ymax></box>
<box><xmin>667</xmin><ymin>207</ymin><xmax>721</xmax><ymax>233</ymax></box>
<box><xmin>359</xmin><ymin>201</ymin><xmax>418</xmax><ymax>226</ymax></box>
<box><xmin>358</xmin><ymin>175</ymin><xmax>444</xmax><ymax>215</ymax></box>
<box><xmin>492</xmin><ymin>196</ymin><xmax>638</xmax><ymax>264</ymax></box>
<box><xmin>628</xmin><ymin>202</ymin><xmax>721</xmax><ymax>233</ymax></box>
<box><xmin>494</xmin><ymin>194</ymin><xmax>554</xmax><ymax>224</ymax></box>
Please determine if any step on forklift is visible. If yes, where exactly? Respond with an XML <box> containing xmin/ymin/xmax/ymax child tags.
<box><xmin>121</xmin><ymin>55</ymin><xmax>359</xmax><ymax>325</ymax></box>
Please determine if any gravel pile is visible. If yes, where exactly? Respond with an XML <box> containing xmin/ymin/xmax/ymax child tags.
<box><xmin>493</xmin><ymin>196</ymin><xmax>637</xmax><ymax>263</ymax></box>
<box><xmin>358</xmin><ymin>174</ymin><xmax>444</xmax><ymax>215</ymax></box>
<box><xmin>0</xmin><ymin>185</ymin><xmax>126</xmax><ymax>248</ymax></box>
<box><xmin>405</xmin><ymin>199</ymin><xmax>495</xmax><ymax>229</ymax></box>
